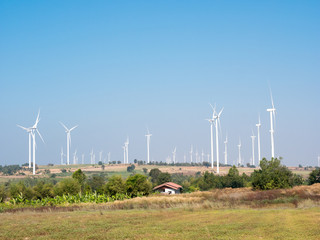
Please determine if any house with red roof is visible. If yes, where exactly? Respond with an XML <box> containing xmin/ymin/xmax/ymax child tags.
<box><xmin>153</xmin><ymin>182</ymin><xmax>183</xmax><ymax>194</ymax></box>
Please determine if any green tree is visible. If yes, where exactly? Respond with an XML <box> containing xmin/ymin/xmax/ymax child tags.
<box><xmin>157</xmin><ymin>172</ymin><xmax>172</xmax><ymax>185</ymax></box>
<box><xmin>104</xmin><ymin>175</ymin><xmax>126</xmax><ymax>196</ymax></box>
<box><xmin>149</xmin><ymin>168</ymin><xmax>161</xmax><ymax>183</ymax></box>
<box><xmin>126</xmin><ymin>174</ymin><xmax>152</xmax><ymax>197</ymax></box>
<box><xmin>224</xmin><ymin>166</ymin><xmax>244</xmax><ymax>188</ymax></box>
<box><xmin>87</xmin><ymin>175</ymin><xmax>106</xmax><ymax>193</ymax></box>
<box><xmin>54</xmin><ymin>178</ymin><xmax>81</xmax><ymax>196</ymax></box>
<box><xmin>308</xmin><ymin>168</ymin><xmax>320</xmax><ymax>185</ymax></box>
<box><xmin>33</xmin><ymin>181</ymin><xmax>54</xmax><ymax>199</ymax></box>
<box><xmin>127</xmin><ymin>164</ymin><xmax>135</xmax><ymax>172</ymax></box>
<box><xmin>251</xmin><ymin>158</ymin><xmax>297</xmax><ymax>190</ymax></box>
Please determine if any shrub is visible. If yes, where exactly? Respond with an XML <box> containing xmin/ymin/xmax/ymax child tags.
<box><xmin>126</xmin><ymin>174</ymin><xmax>152</xmax><ymax>197</ymax></box>
<box><xmin>251</xmin><ymin>158</ymin><xmax>299</xmax><ymax>190</ymax></box>
<box><xmin>308</xmin><ymin>168</ymin><xmax>320</xmax><ymax>185</ymax></box>
<box><xmin>127</xmin><ymin>164</ymin><xmax>135</xmax><ymax>172</ymax></box>
<box><xmin>54</xmin><ymin>178</ymin><xmax>81</xmax><ymax>196</ymax></box>
<box><xmin>104</xmin><ymin>175</ymin><xmax>126</xmax><ymax>196</ymax></box>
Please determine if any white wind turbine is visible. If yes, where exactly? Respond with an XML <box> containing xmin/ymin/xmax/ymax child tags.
<box><xmin>190</xmin><ymin>145</ymin><xmax>193</xmax><ymax>163</ymax></box>
<box><xmin>256</xmin><ymin>116</ymin><xmax>261</xmax><ymax>164</ymax></box>
<box><xmin>172</xmin><ymin>147</ymin><xmax>177</xmax><ymax>164</ymax></box>
<box><xmin>17</xmin><ymin>125</ymin><xmax>32</xmax><ymax>168</ymax></box>
<box><xmin>90</xmin><ymin>149</ymin><xmax>94</xmax><ymax>164</ymax></box>
<box><xmin>145</xmin><ymin>129</ymin><xmax>152</xmax><ymax>164</ymax></box>
<box><xmin>108</xmin><ymin>152</ymin><xmax>111</xmax><ymax>163</ymax></box>
<box><xmin>99</xmin><ymin>151</ymin><xmax>103</xmax><ymax>163</ymax></box>
<box><xmin>73</xmin><ymin>149</ymin><xmax>78</xmax><ymax>165</ymax></box>
<box><xmin>251</xmin><ymin>131</ymin><xmax>256</xmax><ymax>166</ymax></box>
<box><xmin>122</xmin><ymin>145</ymin><xmax>126</xmax><ymax>164</ymax></box>
<box><xmin>267</xmin><ymin>91</ymin><xmax>276</xmax><ymax>159</ymax></box>
<box><xmin>18</xmin><ymin>111</ymin><xmax>45</xmax><ymax>175</ymax></box>
<box><xmin>206</xmin><ymin>108</ymin><xmax>215</xmax><ymax>169</ymax></box>
<box><xmin>60</xmin><ymin>147</ymin><xmax>65</xmax><ymax>165</ymax></box>
<box><xmin>60</xmin><ymin>122</ymin><xmax>78</xmax><ymax>165</ymax></box>
<box><xmin>207</xmin><ymin>104</ymin><xmax>223</xmax><ymax>173</ymax></box>
<box><xmin>224</xmin><ymin>135</ymin><xmax>228</xmax><ymax>165</ymax></box>
<box><xmin>195</xmin><ymin>149</ymin><xmax>199</xmax><ymax>163</ymax></box>
<box><xmin>238</xmin><ymin>139</ymin><xmax>242</xmax><ymax>166</ymax></box>
<box><xmin>201</xmin><ymin>150</ymin><xmax>204</xmax><ymax>163</ymax></box>
<box><xmin>125</xmin><ymin>137</ymin><xmax>129</xmax><ymax>164</ymax></box>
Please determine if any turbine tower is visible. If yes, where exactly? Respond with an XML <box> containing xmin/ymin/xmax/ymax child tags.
<box><xmin>238</xmin><ymin>139</ymin><xmax>242</xmax><ymax>167</ymax></box>
<box><xmin>108</xmin><ymin>152</ymin><xmax>111</xmax><ymax>163</ymax></box>
<box><xmin>90</xmin><ymin>149</ymin><xmax>94</xmax><ymax>164</ymax></box>
<box><xmin>122</xmin><ymin>145</ymin><xmax>126</xmax><ymax>164</ymax></box>
<box><xmin>206</xmin><ymin>106</ymin><xmax>215</xmax><ymax>169</ymax></box>
<box><xmin>99</xmin><ymin>151</ymin><xmax>103</xmax><ymax>163</ymax></box>
<box><xmin>267</xmin><ymin>91</ymin><xmax>276</xmax><ymax>159</ymax></box>
<box><xmin>224</xmin><ymin>135</ymin><xmax>228</xmax><ymax>165</ymax></box>
<box><xmin>201</xmin><ymin>150</ymin><xmax>204</xmax><ymax>163</ymax></box>
<box><xmin>60</xmin><ymin>147</ymin><xmax>64</xmax><ymax>165</ymax></box>
<box><xmin>256</xmin><ymin>116</ymin><xmax>261</xmax><ymax>163</ymax></box>
<box><xmin>145</xmin><ymin>129</ymin><xmax>152</xmax><ymax>164</ymax></box>
<box><xmin>60</xmin><ymin>122</ymin><xmax>78</xmax><ymax>165</ymax></box>
<box><xmin>195</xmin><ymin>149</ymin><xmax>199</xmax><ymax>163</ymax></box>
<box><xmin>190</xmin><ymin>145</ymin><xmax>193</xmax><ymax>163</ymax></box>
<box><xmin>251</xmin><ymin>131</ymin><xmax>256</xmax><ymax>166</ymax></box>
<box><xmin>172</xmin><ymin>147</ymin><xmax>176</xmax><ymax>164</ymax></box>
<box><xmin>125</xmin><ymin>137</ymin><xmax>129</xmax><ymax>164</ymax></box>
<box><xmin>73</xmin><ymin>149</ymin><xmax>78</xmax><ymax>165</ymax></box>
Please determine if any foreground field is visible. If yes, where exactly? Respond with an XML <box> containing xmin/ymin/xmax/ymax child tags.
<box><xmin>0</xmin><ymin>208</ymin><xmax>319</xmax><ymax>239</ymax></box>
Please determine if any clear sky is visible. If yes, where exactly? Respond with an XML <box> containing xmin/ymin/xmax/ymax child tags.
<box><xmin>0</xmin><ymin>1</ymin><xmax>319</xmax><ymax>167</ymax></box>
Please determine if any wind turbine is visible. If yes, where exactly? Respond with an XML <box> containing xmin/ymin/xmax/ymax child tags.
<box><xmin>122</xmin><ymin>145</ymin><xmax>126</xmax><ymax>164</ymax></box>
<box><xmin>251</xmin><ymin>131</ymin><xmax>256</xmax><ymax>166</ymax></box>
<box><xmin>90</xmin><ymin>149</ymin><xmax>95</xmax><ymax>164</ymax></box>
<box><xmin>21</xmin><ymin>110</ymin><xmax>44</xmax><ymax>175</ymax></box>
<box><xmin>60</xmin><ymin>122</ymin><xmax>78</xmax><ymax>165</ymax></box>
<box><xmin>206</xmin><ymin>106</ymin><xmax>215</xmax><ymax>169</ymax></box>
<box><xmin>60</xmin><ymin>147</ymin><xmax>65</xmax><ymax>165</ymax></box>
<box><xmin>201</xmin><ymin>150</ymin><xmax>204</xmax><ymax>163</ymax></box>
<box><xmin>195</xmin><ymin>149</ymin><xmax>199</xmax><ymax>163</ymax></box>
<box><xmin>172</xmin><ymin>147</ymin><xmax>176</xmax><ymax>164</ymax></box>
<box><xmin>238</xmin><ymin>139</ymin><xmax>242</xmax><ymax>167</ymax></box>
<box><xmin>108</xmin><ymin>152</ymin><xmax>111</xmax><ymax>163</ymax></box>
<box><xmin>145</xmin><ymin>129</ymin><xmax>152</xmax><ymax>164</ymax></box>
<box><xmin>224</xmin><ymin>135</ymin><xmax>228</xmax><ymax>165</ymax></box>
<box><xmin>73</xmin><ymin>149</ymin><xmax>78</xmax><ymax>165</ymax></box>
<box><xmin>99</xmin><ymin>151</ymin><xmax>103</xmax><ymax>163</ymax></box>
<box><xmin>125</xmin><ymin>137</ymin><xmax>129</xmax><ymax>164</ymax></box>
<box><xmin>256</xmin><ymin>116</ymin><xmax>261</xmax><ymax>164</ymax></box>
<box><xmin>190</xmin><ymin>145</ymin><xmax>193</xmax><ymax>163</ymax></box>
<box><xmin>17</xmin><ymin>125</ymin><xmax>32</xmax><ymax>168</ymax></box>
<box><xmin>267</xmin><ymin>90</ymin><xmax>276</xmax><ymax>159</ymax></box>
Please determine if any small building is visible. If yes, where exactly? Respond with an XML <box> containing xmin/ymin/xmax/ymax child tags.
<box><xmin>153</xmin><ymin>182</ymin><xmax>183</xmax><ymax>194</ymax></box>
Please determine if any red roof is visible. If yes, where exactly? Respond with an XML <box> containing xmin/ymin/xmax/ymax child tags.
<box><xmin>153</xmin><ymin>182</ymin><xmax>182</xmax><ymax>190</ymax></box>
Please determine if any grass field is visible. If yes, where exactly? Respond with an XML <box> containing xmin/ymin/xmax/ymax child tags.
<box><xmin>0</xmin><ymin>208</ymin><xmax>319</xmax><ymax>239</ymax></box>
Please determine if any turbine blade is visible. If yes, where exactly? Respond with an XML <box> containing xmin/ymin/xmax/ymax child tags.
<box><xmin>69</xmin><ymin>125</ymin><xmax>78</xmax><ymax>132</ymax></box>
<box><xmin>59</xmin><ymin>122</ymin><xmax>69</xmax><ymax>131</ymax></box>
<box><xmin>218</xmin><ymin>107</ymin><xmax>224</xmax><ymax>117</ymax></box>
<box><xmin>17</xmin><ymin>125</ymin><xmax>28</xmax><ymax>131</ymax></box>
<box><xmin>36</xmin><ymin>129</ymin><xmax>45</xmax><ymax>143</ymax></box>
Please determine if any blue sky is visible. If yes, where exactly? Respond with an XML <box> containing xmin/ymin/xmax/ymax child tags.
<box><xmin>0</xmin><ymin>1</ymin><xmax>319</xmax><ymax>166</ymax></box>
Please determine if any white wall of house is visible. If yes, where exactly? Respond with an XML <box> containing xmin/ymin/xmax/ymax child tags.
<box><xmin>164</xmin><ymin>188</ymin><xmax>180</xmax><ymax>194</ymax></box>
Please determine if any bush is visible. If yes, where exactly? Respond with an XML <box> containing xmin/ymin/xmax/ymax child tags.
<box><xmin>157</xmin><ymin>172</ymin><xmax>172</xmax><ymax>185</ymax></box>
<box><xmin>0</xmin><ymin>184</ymin><xmax>6</xmax><ymax>202</ymax></box>
<box><xmin>127</xmin><ymin>164</ymin><xmax>135</xmax><ymax>172</ymax></box>
<box><xmin>149</xmin><ymin>168</ymin><xmax>161</xmax><ymax>183</ymax></box>
<box><xmin>33</xmin><ymin>181</ymin><xmax>54</xmax><ymax>199</ymax></box>
<box><xmin>126</xmin><ymin>174</ymin><xmax>152</xmax><ymax>197</ymax></box>
<box><xmin>251</xmin><ymin>158</ymin><xmax>299</xmax><ymax>190</ymax></box>
<box><xmin>308</xmin><ymin>168</ymin><xmax>320</xmax><ymax>185</ymax></box>
<box><xmin>104</xmin><ymin>175</ymin><xmax>126</xmax><ymax>196</ymax></box>
<box><xmin>54</xmin><ymin>178</ymin><xmax>81</xmax><ymax>196</ymax></box>
<box><xmin>224</xmin><ymin>166</ymin><xmax>244</xmax><ymax>188</ymax></box>
<box><xmin>87</xmin><ymin>175</ymin><xmax>106</xmax><ymax>193</ymax></box>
